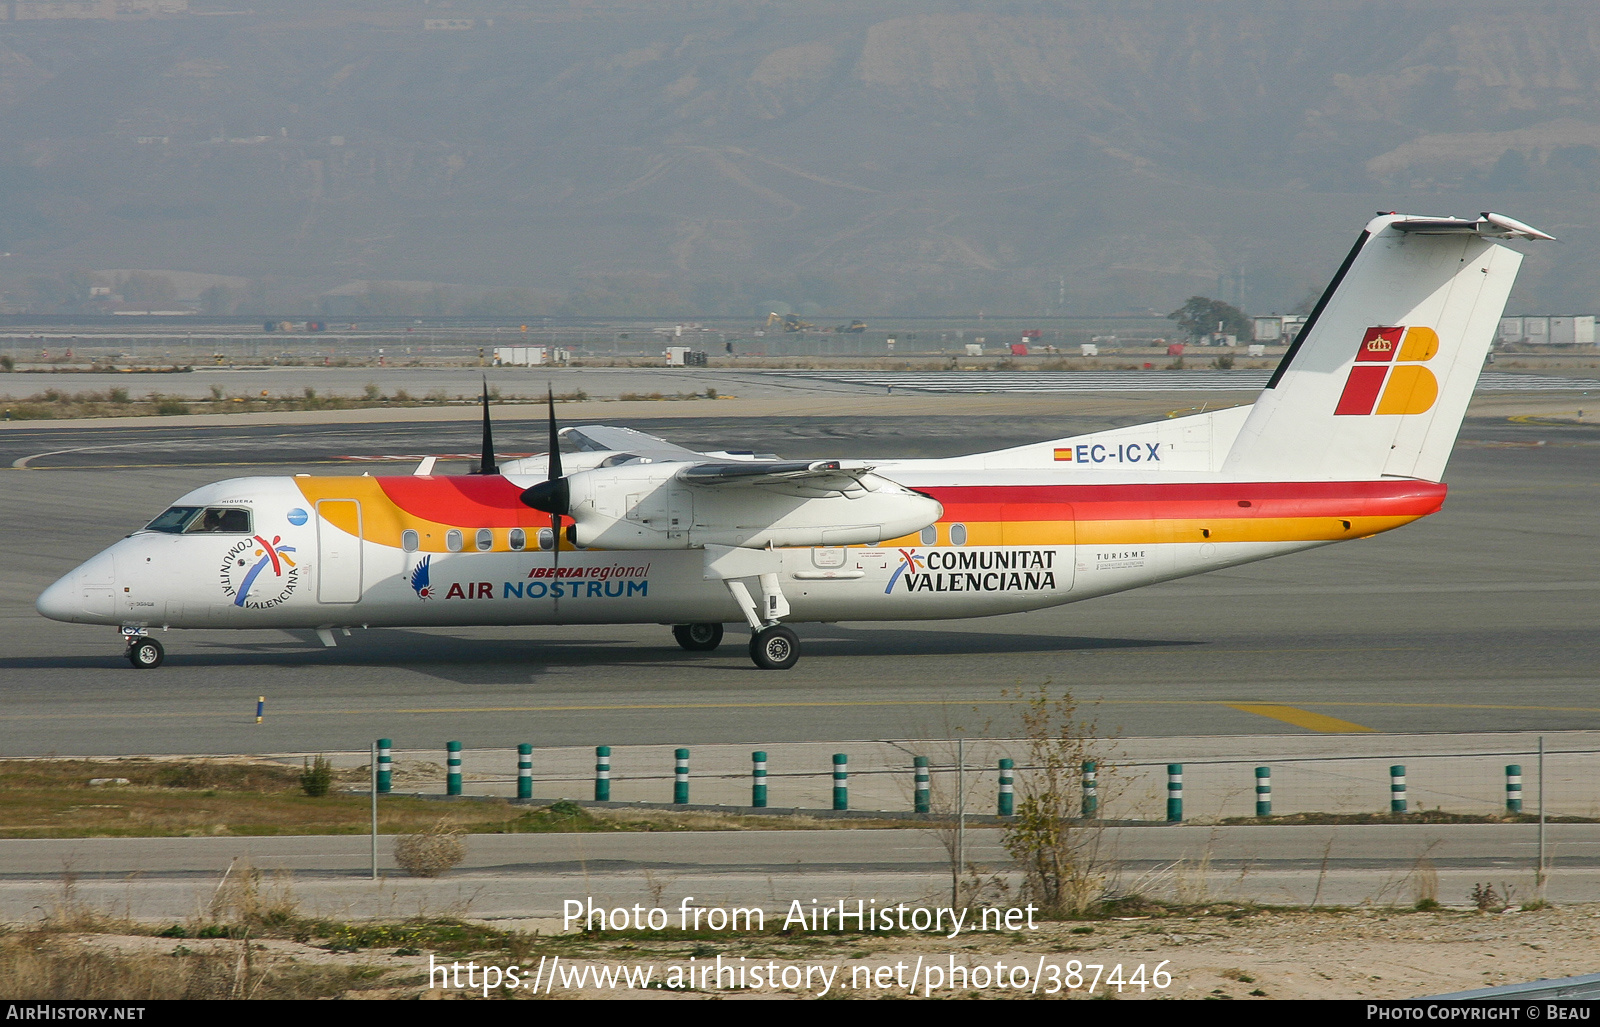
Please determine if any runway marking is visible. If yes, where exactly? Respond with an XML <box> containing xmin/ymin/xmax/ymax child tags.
<box><xmin>1226</xmin><ymin>703</ymin><xmax>1375</xmax><ymax>733</ymax></box>
<box><xmin>4</xmin><ymin>698</ymin><xmax>1600</xmax><ymax>721</ymax></box>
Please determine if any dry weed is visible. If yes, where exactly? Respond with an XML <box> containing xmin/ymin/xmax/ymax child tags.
<box><xmin>394</xmin><ymin>821</ymin><xmax>467</xmax><ymax>877</ymax></box>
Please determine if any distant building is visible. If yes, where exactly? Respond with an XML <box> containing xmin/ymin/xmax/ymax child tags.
<box><xmin>423</xmin><ymin>18</ymin><xmax>473</xmax><ymax>30</ymax></box>
<box><xmin>1252</xmin><ymin>315</ymin><xmax>1306</xmax><ymax>344</ymax></box>
<box><xmin>3</xmin><ymin>0</ymin><xmax>186</xmax><ymax>18</ymax></box>
<box><xmin>1499</xmin><ymin>316</ymin><xmax>1596</xmax><ymax>345</ymax></box>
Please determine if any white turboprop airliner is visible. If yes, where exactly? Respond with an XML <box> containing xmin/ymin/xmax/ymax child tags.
<box><xmin>37</xmin><ymin>212</ymin><xmax>1550</xmax><ymax>670</ymax></box>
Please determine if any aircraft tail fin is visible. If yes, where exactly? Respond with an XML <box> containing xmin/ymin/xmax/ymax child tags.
<box><xmin>1221</xmin><ymin>212</ymin><xmax>1548</xmax><ymax>483</ymax></box>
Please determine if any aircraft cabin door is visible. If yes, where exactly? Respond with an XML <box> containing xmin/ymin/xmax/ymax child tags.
<box><xmin>316</xmin><ymin>499</ymin><xmax>363</xmax><ymax>603</ymax></box>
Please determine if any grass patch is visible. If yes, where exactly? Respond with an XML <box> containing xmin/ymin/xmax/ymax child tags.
<box><xmin>0</xmin><ymin>758</ymin><xmax>907</xmax><ymax>838</ymax></box>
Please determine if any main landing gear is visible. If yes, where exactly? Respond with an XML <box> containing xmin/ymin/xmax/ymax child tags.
<box><xmin>669</xmin><ymin>621</ymin><xmax>800</xmax><ymax>669</ymax></box>
<box><xmin>672</xmin><ymin>622</ymin><xmax>724</xmax><ymax>651</ymax></box>
<box><xmin>749</xmin><ymin>625</ymin><xmax>799</xmax><ymax>671</ymax></box>
<box><xmin>126</xmin><ymin>634</ymin><xmax>164</xmax><ymax>669</ymax></box>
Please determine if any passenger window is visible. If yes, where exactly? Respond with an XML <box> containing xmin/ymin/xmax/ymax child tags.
<box><xmin>537</xmin><ymin>527</ymin><xmax>554</xmax><ymax>551</ymax></box>
<box><xmin>446</xmin><ymin>529</ymin><xmax>463</xmax><ymax>552</ymax></box>
<box><xmin>509</xmin><ymin>528</ymin><xmax>526</xmax><ymax>551</ymax></box>
<box><xmin>920</xmin><ymin>525</ymin><xmax>937</xmax><ymax>546</ymax></box>
<box><xmin>183</xmin><ymin>507</ymin><xmax>251</xmax><ymax>534</ymax></box>
<box><xmin>402</xmin><ymin>530</ymin><xmax>419</xmax><ymax>553</ymax></box>
<box><xmin>950</xmin><ymin>523</ymin><xmax>968</xmax><ymax>546</ymax></box>
<box><xmin>476</xmin><ymin>528</ymin><xmax>493</xmax><ymax>551</ymax></box>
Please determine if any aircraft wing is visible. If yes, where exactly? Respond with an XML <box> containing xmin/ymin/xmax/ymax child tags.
<box><xmin>679</xmin><ymin>459</ymin><xmax>875</xmax><ymax>496</ymax></box>
<box><xmin>560</xmin><ymin>424</ymin><xmax>708</xmax><ymax>462</ymax></box>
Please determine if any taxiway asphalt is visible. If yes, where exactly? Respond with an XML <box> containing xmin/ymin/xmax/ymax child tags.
<box><xmin>1</xmin><ymin>405</ymin><xmax>1595</xmax><ymax>756</ymax></box>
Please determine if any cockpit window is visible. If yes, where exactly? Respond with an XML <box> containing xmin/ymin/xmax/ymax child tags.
<box><xmin>188</xmin><ymin>508</ymin><xmax>251</xmax><ymax>534</ymax></box>
<box><xmin>146</xmin><ymin>506</ymin><xmax>252</xmax><ymax>534</ymax></box>
<box><xmin>145</xmin><ymin>507</ymin><xmax>201</xmax><ymax>533</ymax></box>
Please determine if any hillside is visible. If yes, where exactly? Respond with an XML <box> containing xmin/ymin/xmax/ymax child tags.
<box><xmin>0</xmin><ymin>0</ymin><xmax>1594</xmax><ymax>315</ymax></box>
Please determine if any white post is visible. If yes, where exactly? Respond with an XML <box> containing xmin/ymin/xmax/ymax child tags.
<box><xmin>369</xmin><ymin>740</ymin><xmax>378</xmax><ymax>880</ymax></box>
<box><xmin>1538</xmin><ymin>735</ymin><xmax>1547</xmax><ymax>900</ymax></box>
<box><xmin>955</xmin><ymin>735</ymin><xmax>966</xmax><ymax>909</ymax></box>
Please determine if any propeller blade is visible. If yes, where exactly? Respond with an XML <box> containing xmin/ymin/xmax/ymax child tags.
<box><xmin>475</xmin><ymin>377</ymin><xmax>498</xmax><ymax>475</ymax></box>
<box><xmin>546</xmin><ymin>384</ymin><xmax>563</xmax><ymax>481</ymax></box>
<box><xmin>521</xmin><ymin>383</ymin><xmax>571</xmax><ymax>514</ymax></box>
<box><xmin>550</xmin><ymin>510</ymin><xmax>562</xmax><ymax>611</ymax></box>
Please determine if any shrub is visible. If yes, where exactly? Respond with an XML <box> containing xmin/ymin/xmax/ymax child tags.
<box><xmin>299</xmin><ymin>755</ymin><xmax>333</xmax><ymax>798</ymax></box>
<box><xmin>394</xmin><ymin>822</ymin><xmax>467</xmax><ymax>878</ymax></box>
<box><xmin>1000</xmin><ymin>687</ymin><xmax>1109</xmax><ymax>918</ymax></box>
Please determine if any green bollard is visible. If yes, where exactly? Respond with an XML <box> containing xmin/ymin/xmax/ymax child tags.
<box><xmin>674</xmin><ymin>748</ymin><xmax>690</xmax><ymax>805</ymax></box>
<box><xmin>517</xmin><ymin>744</ymin><xmax>532</xmax><ymax>800</ymax></box>
<box><xmin>1390</xmin><ymin>765</ymin><xmax>1408</xmax><ymax>814</ymax></box>
<box><xmin>752</xmin><ymin>751</ymin><xmax>768</xmax><ymax>808</ymax></box>
<box><xmin>1082</xmin><ymin>760</ymin><xmax>1098</xmax><ymax>818</ymax></box>
<box><xmin>376</xmin><ymin>738</ymin><xmax>392</xmax><ymax>794</ymax></box>
<box><xmin>1255</xmin><ymin>766</ymin><xmax>1272</xmax><ymax>817</ymax></box>
<box><xmin>594</xmin><ymin>746</ymin><xmax>611</xmax><ymax>802</ymax></box>
<box><xmin>914</xmin><ymin>756</ymin><xmax>930</xmax><ymax>813</ymax></box>
<box><xmin>1506</xmin><ymin>764</ymin><xmax>1523</xmax><ymax>814</ymax></box>
<box><xmin>832</xmin><ymin>754</ymin><xmax>848</xmax><ymax>811</ymax></box>
<box><xmin>998</xmin><ymin>759</ymin><xmax>1014</xmax><ymax>816</ymax></box>
<box><xmin>1166</xmin><ymin>763</ymin><xmax>1183</xmax><ymax>822</ymax></box>
<box><xmin>447</xmin><ymin>741</ymin><xmax>462</xmax><ymax>796</ymax></box>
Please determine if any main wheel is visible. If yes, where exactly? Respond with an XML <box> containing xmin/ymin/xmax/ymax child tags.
<box><xmin>748</xmin><ymin>625</ymin><xmax>799</xmax><ymax>670</ymax></box>
<box><xmin>672</xmin><ymin>623</ymin><xmax>724</xmax><ymax>651</ymax></box>
<box><xmin>127</xmin><ymin>636</ymin><xmax>164</xmax><ymax>669</ymax></box>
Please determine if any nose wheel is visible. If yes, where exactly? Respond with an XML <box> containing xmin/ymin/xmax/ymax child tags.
<box><xmin>749</xmin><ymin>625</ymin><xmax>799</xmax><ymax>670</ymax></box>
<box><xmin>126</xmin><ymin>635</ymin><xmax>164</xmax><ymax>669</ymax></box>
<box><xmin>672</xmin><ymin>622</ymin><xmax>725</xmax><ymax>651</ymax></box>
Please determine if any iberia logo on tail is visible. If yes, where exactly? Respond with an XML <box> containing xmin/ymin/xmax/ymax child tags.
<box><xmin>1334</xmin><ymin>326</ymin><xmax>1440</xmax><ymax>416</ymax></box>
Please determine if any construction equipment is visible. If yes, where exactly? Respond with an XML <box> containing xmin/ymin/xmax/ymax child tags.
<box><xmin>765</xmin><ymin>312</ymin><xmax>814</xmax><ymax>333</ymax></box>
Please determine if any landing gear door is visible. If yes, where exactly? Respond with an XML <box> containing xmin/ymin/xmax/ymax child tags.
<box><xmin>315</xmin><ymin>499</ymin><xmax>363</xmax><ymax>603</ymax></box>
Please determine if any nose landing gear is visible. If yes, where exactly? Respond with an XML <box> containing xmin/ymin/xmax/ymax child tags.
<box><xmin>126</xmin><ymin>635</ymin><xmax>164</xmax><ymax>669</ymax></box>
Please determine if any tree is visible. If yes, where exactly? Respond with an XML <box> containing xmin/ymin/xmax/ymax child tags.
<box><xmin>1167</xmin><ymin>296</ymin><xmax>1252</xmax><ymax>342</ymax></box>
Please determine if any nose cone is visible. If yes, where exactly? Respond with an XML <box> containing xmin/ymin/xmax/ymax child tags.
<box><xmin>36</xmin><ymin>549</ymin><xmax>118</xmax><ymax>624</ymax></box>
<box><xmin>36</xmin><ymin>571</ymin><xmax>83</xmax><ymax>623</ymax></box>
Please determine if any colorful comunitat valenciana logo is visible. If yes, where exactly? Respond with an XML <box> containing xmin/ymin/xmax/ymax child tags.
<box><xmin>220</xmin><ymin>535</ymin><xmax>299</xmax><ymax>608</ymax></box>
<box><xmin>1334</xmin><ymin>326</ymin><xmax>1440</xmax><ymax>416</ymax></box>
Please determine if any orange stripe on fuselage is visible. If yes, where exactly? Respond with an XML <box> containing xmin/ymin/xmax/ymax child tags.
<box><xmin>296</xmin><ymin>475</ymin><xmax>554</xmax><ymax>552</ymax></box>
<box><xmin>885</xmin><ymin>480</ymin><xmax>1446</xmax><ymax>548</ymax></box>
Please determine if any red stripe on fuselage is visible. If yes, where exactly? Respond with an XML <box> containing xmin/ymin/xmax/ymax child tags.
<box><xmin>376</xmin><ymin>475</ymin><xmax>533</xmax><ymax>526</ymax></box>
<box><xmin>924</xmin><ymin>480</ymin><xmax>1447</xmax><ymax>522</ymax></box>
